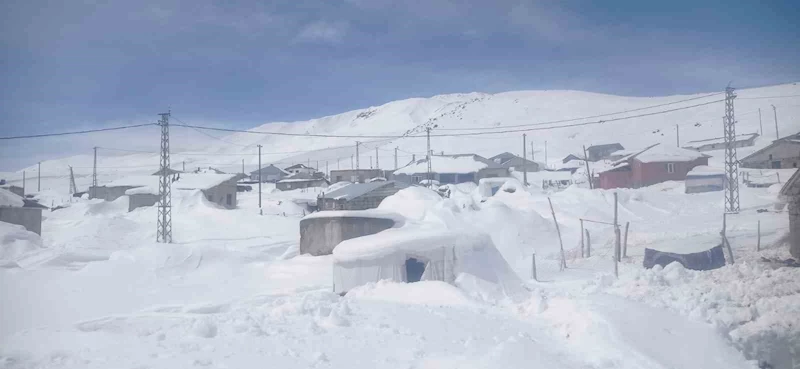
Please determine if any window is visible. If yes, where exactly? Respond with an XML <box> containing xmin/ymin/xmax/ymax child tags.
<box><xmin>226</xmin><ymin>194</ymin><xmax>232</xmax><ymax>206</ymax></box>
<box><xmin>412</xmin><ymin>175</ymin><xmax>422</xmax><ymax>184</ymax></box>
<box><xmin>666</xmin><ymin>163</ymin><xmax>675</xmax><ymax>173</ymax></box>
<box><xmin>769</xmin><ymin>154</ymin><xmax>773</xmax><ymax>160</ymax></box>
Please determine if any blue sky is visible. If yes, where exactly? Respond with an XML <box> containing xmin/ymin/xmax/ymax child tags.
<box><xmin>1</xmin><ymin>0</ymin><xmax>799</xmax><ymax>170</ymax></box>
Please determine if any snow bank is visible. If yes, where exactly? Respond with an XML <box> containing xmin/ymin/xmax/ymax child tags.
<box><xmin>174</xmin><ymin>173</ymin><xmax>237</xmax><ymax>190</ymax></box>
<box><xmin>346</xmin><ymin>280</ymin><xmax>476</xmax><ymax>307</ymax></box>
<box><xmin>302</xmin><ymin>209</ymin><xmax>406</xmax><ymax>226</ymax></box>
<box><xmin>0</xmin><ymin>221</ymin><xmax>44</xmax><ymax>267</ymax></box>
<box><xmin>377</xmin><ymin>186</ymin><xmax>442</xmax><ymax>220</ymax></box>
<box><xmin>0</xmin><ymin>188</ymin><xmax>24</xmax><ymax>207</ymax></box>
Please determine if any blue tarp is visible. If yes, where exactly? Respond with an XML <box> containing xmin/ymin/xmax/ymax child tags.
<box><xmin>643</xmin><ymin>245</ymin><xmax>726</xmax><ymax>271</ymax></box>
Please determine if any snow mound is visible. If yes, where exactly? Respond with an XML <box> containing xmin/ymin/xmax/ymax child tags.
<box><xmin>0</xmin><ymin>188</ymin><xmax>24</xmax><ymax>207</ymax></box>
<box><xmin>84</xmin><ymin>196</ymin><xmax>129</xmax><ymax>216</ymax></box>
<box><xmin>377</xmin><ymin>186</ymin><xmax>442</xmax><ymax>220</ymax></box>
<box><xmin>326</xmin><ymin>181</ymin><xmax>352</xmax><ymax>192</ymax></box>
<box><xmin>0</xmin><ymin>221</ymin><xmax>44</xmax><ymax>267</ymax></box>
<box><xmin>346</xmin><ymin>280</ymin><xmax>476</xmax><ymax>307</ymax></box>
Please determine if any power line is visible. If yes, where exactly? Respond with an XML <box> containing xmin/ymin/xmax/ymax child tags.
<box><xmin>0</xmin><ymin>123</ymin><xmax>156</xmax><ymax>140</ymax></box>
<box><xmin>435</xmin><ymin>92</ymin><xmax>724</xmax><ymax>131</ymax></box>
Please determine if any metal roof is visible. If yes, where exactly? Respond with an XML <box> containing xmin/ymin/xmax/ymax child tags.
<box><xmin>320</xmin><ymin>181</ymin><xmax>405</xmax><ymax>201</ymax></box>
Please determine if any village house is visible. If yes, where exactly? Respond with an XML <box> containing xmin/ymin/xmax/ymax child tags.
<box><xmin>586</xmin><ymin>143</ymin><xmax>624</xmax><ymax>161</ymax></box>
<box><xmin>393</xmin><ymin>154</ymin><xmax>508</xmax><ymax>185</ymax></box>
<box><xmin>317</xmin><ymin>181</ymin><xmax>409</xmax><ymax>211</ymax></box>
<box><xmin>329</xmin><ymin>169</ymin><xmax>385</xmax><ymax>184</ymax></box>
<box><xmin>0</xmin><ymin>188</ymin><xmax>43</xmax><ymax>235</ymax></box>
<box><xmin>598</xmin><ymin>144</ymin><xmax>709</xmax><ymax>189</ymax></box>
<box><xmin>249</xmin><ymin>164</ymin><xmax>289</xmax><ymax>183</ymax></box>
<box><xmin>276</xmin><ymin>173</ymin><xmax>329</xmax><ymax>191</ymax></box>
<box><xmin>284</xmin><ymin>164</ymin><xmax>316</xmax><ymax>175</ymax></box>
<box><xmin>488</xmin><ymin>152</ymin><xmax>541</xmax><ymax>172</ymax></box>
<box><xmin>683</xmin><ymin>133</ymin><xmax>759</xmax><ymax>152</ymax></box>
<box><xmin>562</xmin><ymin>154</ymin><xmax>582</xmax><ymax>164</ymax></box>
<box><xmin>779</xmin><ymin>169</ymin><xmax>800</xmax><ymax>259</ymax></box>
<box><xmin>740</xmin><ymin>133</ymin><xmax>800</xmax><ymax>169</ymax></box>
<box><xmin>91</xmin><ymin>173</ymin><xmax>240</xmax><ymax>211</ymax></box>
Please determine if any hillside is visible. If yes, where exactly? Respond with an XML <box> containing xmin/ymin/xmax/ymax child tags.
<box><xmin>2</xmin><ymin>83</ymin><xmax>799</xmax><ymax>193</ymax></box>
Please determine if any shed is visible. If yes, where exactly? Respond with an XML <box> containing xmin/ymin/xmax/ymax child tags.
<box><xmin>562</xmin><ymin>154</ymin><xmax>582</xmax><ymax>164</ymax></box>
<box><xmin>740</xmin><ymin>133</ymin><xmax>800</xmax><ymax>169</ymax></box>
<box><xmin>249</xmin><ymin>164</ymin><xmax>289</xmax><ymax>183</ymax></box>
<box><xmin>299</xmin><ymin>210</ymin><xmax>404</xmax><ymax>256</ymax></box>
<box><xmin>685</xmin><ymin>166</ymin><xmax>726</xmax><ymax>193</ymax></box>
<box><xmin>779</xmin><ymin>169</ymin><xmax>800</xmax><ymax>259</ymax></box>
<box><xmin>90</xmin><ymin>176</ymin><xmax>159</xmax><ymax>201</ymax></box>
<box><xmin>586</xmin><ymin>143</ymin><xmax>624</xmax><ymax>161</ymax></box>
<box><xmin>331</xmin><ymin>227</ymin><xmax>528</xmax><ymax>300</ymax></box>
<box><xmin>318</xmin><ymin>181</ymin><xmax>409</xmax><ymax>211</ymax></box>
<box><xmin>0</xmin><ymin>188</ymin><xmax>43</xmax><ymax>235</ymax></box>
<box><xmin>488</xmin><ymin>152</ymin><xmax>540</xmax><ymax>172</ymax></box>
<box><xmin>393</xmin><ymin>154</ymin><xmax>508</xmax><ymax>185</ymax></box>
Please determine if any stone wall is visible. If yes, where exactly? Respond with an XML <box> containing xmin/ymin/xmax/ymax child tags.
<box><xmin>0</xmin><ymin>207</ymin><xmax>43</xmax><ymax>235</ymax></box>
<box><xmin>299</xmin><ymin>216</ymin><xmax>395</xmax><ymax>256</ymax></box>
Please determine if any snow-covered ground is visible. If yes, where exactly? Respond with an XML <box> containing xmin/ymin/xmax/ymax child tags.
<box><xmin>2</xmin><ymin>84</ymin><xmax>800</xmax><ymax>368</ymax></box>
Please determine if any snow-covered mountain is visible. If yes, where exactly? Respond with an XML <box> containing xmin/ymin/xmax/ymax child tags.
<box><xmin>4</xmin><ymin>83</ymin><xmax>800</xmax><ymax>192</ymax></box>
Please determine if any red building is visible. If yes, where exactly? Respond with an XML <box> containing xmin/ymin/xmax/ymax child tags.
<box><xmin>598</xmin><ymin>144</ymin><xmax>709</xmax><ymax>189</ymax></box>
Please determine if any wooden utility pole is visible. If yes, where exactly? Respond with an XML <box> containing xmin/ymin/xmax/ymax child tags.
<box><xmin>375</xmin><ymin>147</ymin><xmax>379</xmax><ymax>169</ymax></box>
<box><xmin>241</xmin><ymin>159</ymin><xmax>244</xmax><ymax>174</ymax></box>
<box><xmin>522</xmin><ymin>134</ymin><xmax>528</xmax><ymax>186</ymax></box>
<box><xmin>531</xmin><ymin>254</ymin><xmax>537</xmax><ymax>281</ymax></box>
<box><xmin>355</xmin><ymin>141</ymin><xmax>360</xmax><ymax>170</ymax></box>
<box><xmin>757</xmin><ymin>220</ymin><xmax>761</xmax><ymax>251</ymax></box>
<box><xmin>772</xmin><ymin>104</ymin><xmax>779</xmax><ymax>139</ymax></box>
<box><xmin>22</xmin><ymin>171</ymin><xmax>26</xmax><ymax>196</ymax></box>
<box><xmin>547</xmin><ymin>197</ymin><xmax>567</xmax><ymax>271</ymax></box>
<box><xmin>394</xmin><ymin>147</ymin><xmax>398</xmax><ymax>170</ymax></box>
<box><xmin>676</xmin><ymin>124</ymin><xmax>680</xmax><ymax>147</ymax></box>
<box><xmin>257</xmin><ymin>145</ymin><xmax>262</xmax><ymax>214</ymax></box>
<box><xmin>582</xmin><ymin>145</ymin><xmax>593</xmax><ymax>189</ymax></box>
<box><xmin>585</xmin><ymin>229</ymin><xmax>591</xmax><ymax>257</ymax></box>
<box><xmin>623</xmin><ymin>221</ymin><xmax>630</xmax><ymax>258</ymax></box>
<box><xmin>37</xmin><ymin>162</ymin><xmax>41</xmax><ymax>192</ymax></box>
<box><xmin>758</xmin><ymin>108</ymin><xmax>763</xmax><ymax>136</ymax></box>
<box><xmin>92</xmin><ymin>147</ymin><xmax>97</xmax><ymax>199</ymax></box>
<box><xmin>613</xmin><ymin>192</ymin><xmax>620</xmax><ymax>277</ymax></box>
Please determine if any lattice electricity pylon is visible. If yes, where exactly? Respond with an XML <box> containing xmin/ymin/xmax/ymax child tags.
<box><xmin>723</xmin><ymin>87</ymin><xmax>740</xmax><ymax>213</ymax></box>
<box><xmin>157</xmin><ymin>112</ymin><xmax>173</xmax><ymax>243</ymax></box>
<box><xmin>68</xmin><ymin>166</ymin><xmax>77</xmax><ymax>194</ymax></box>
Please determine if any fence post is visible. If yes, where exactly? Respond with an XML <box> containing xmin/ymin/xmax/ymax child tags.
<box><xmin>613</xmin><ymin>193</ymin><xmax>620</xmax><ymax>277</ymax></box>
<box><xmin>585</xmin><ymin>229</ymin><xmax>591</xmax><ymax>257</ymax></box>
<box><xmin>623</xmin><ymin>221</ymin><xmax>630</xmax><ymax>258</ymax></box>
<box><xmin>757</xmin><ymin>220</ymin><xmax>761</xmax><ymax>251</ymax></box>
<box><xmin>722</xmin><ymin>213</ymin><xmax>735</xmax><ymax>264</ymax></box>
<box><xmin>580</xmin><ymin>219</ymin><xmax>585</xmax><ymax>258</ymax></box>
<box><xmin>547</xmin><ymin>197</ymin><xmax>567</xmax><ymax>271</ymax></box>
<box><xmin>531</xmin><ymin>254</ymin><xmax>537</xmax><ymax>281</ymax></box>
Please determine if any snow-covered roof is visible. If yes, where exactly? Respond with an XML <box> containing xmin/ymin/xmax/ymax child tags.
<box><xmin>557</xmin><ymin>159</ymin><xmax>585</xmax><ymax>169</ymax></box>
<box><xmin>320</xmin><ymin>181</ymin><xmax>399</xmax><ymax>200</ymax></box>
<box><xmin>629</xmin><ymin>144</ymin><xmax>708</xmax><ymax>164</ymax></box>
<box><xmin>174</xmin><ymin>174</ymin><xmax>238</xmax><ymax>190</ymax></box>
<box><xmin>687</xmin><ymin>166</ymin><xmax>725</xmax><ymax>176</ymax></box>
<box><xmin>394</xmin><ymin>155</ymin><xmax>488</xmax><ymax>175</ymax></box>
<box><xmin>685</xmin><ymin>133</ymin><xmax>758</xmax><ymax>147</ymax></box>
<box><xmin>303</xmin><ymin>209</ymin><xmax>406</xmax><ymax>225</ymax></box>
<box><xmin>333</xmin><ymin>227</ymin><xmax>488</xmax><ymax>263</ymax></box>
<box><xmin>528</xmin><ymin>171</ymin><xmax>574</xmax><ymax>182</ymax></box>
<box><xmin>105</xmin><ymin>176</ymin><xmax>159</xmax><ymax>188</ymax></box>
<box><xmin>278</xmin><ymin>177</ymin><xmax>326</xmax><ymax>183</ymax></box>
<box><xmin>250</xmin><ymin>165</ymin><xmax>289</xmax><ymax>176</ymax></box>
<box><xmin>0</xmin><ymin>187</ymin><xmax>24</xmax><ymax>207</ymax></box>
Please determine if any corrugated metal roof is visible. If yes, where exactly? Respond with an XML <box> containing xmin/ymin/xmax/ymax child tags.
<box><xmin>320</xmin><ymin>181</ymin><xmax>405</xmax><ymax>201</ymax></box>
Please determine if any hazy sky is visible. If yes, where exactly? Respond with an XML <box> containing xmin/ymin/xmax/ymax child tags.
<box><xmin>1</xmin><ymin>0</ymin><xmax>799</xmax><ymax>170</ymax></box>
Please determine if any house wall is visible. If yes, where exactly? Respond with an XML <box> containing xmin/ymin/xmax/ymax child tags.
<box><xmin>201</xmin><ymin>180</ymin><xmax>237</xmax><ymax>209</ymax></box>
<box><xmin>478</xmin><ymin>167</ymin><xmax>510</xmax><ymax>180</ymax></box>
<box><xmin>1</xmin><ymin>185</ymin><xmax>24</xmax><ymax>197</ymax></box>
<box><xmin>741</xmin><ymin>142</ymin><xmax>800</xmax><ymax>169</ymax></box>
<box><xmin>299</xmin><ymin>216</ymin><xmax>396</xmax><ymax>255</ymax></box>
<box><xmin>632</xmin><ymin>157</ymin><xmax>709</xmax><ymax>188</ymax></box>
<box><xmin>276</xmin><ymin>179</ymin><xmax>327</xmax><ymax>191</ymax></box>
<box><xmin>128</xmin><ymin>193</ymin><xmax>160</xmax><ymax>212</ymax></box>
<box><xmin>789</xmin><ymin>196</ymin><xmax>800</xmax><ymax>259</ymax></box>
<box><xmin>0</xmin><ymin>207</ymin><xmax>42</xmax><ymax>235</ymax></box>
<box><xmin>330</xmin><ymin>169</ymin><xmax>384</xmax><ymax>183</ymax></box>
<box><xmin>599</xmin><ymin>170</ymin><xmax>633</xmax><ymax>189</ymax></box>
<box><xmin>89</xmin><ymin>186</ymin><xmax>137</xmax><ymax>201</ymax></box>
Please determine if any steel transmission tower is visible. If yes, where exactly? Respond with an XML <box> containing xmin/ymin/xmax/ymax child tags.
<box><xmin>68</xmin><ymin>166</ymin><xmax>77</xmax><ymax>195</ymax></box>
<box><xmin>157</xmin><ymin>112</ymin><xmax>173</xmax><ymax>243</ymax></box>
<box><xmin>426</xmin><ymin>127</ymin><xmax>432</xmax><ymax>187</ymax></box>
<box><xmin>723</xmin><ymin>87</ymin><xmax>740</xmax><ymax>213</ymax></box>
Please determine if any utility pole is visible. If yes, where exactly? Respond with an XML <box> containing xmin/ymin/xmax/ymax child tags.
<box><xmin>241</xmin><ymin>159</ymin><xmax>244</xmax><ymax>174</ymax></box>
<box><xmin>544</xmin><ymin>140</ymin><xmax>548</xmax><ymax>169</ymax></box>
<box><xmin>394</xmin><ymin>147</ymin><xmax>398</xmax><ymax>170</ymax></box>
<box><xmin>92</xmin><ymin>147</ymin><xmax>98</xmax><ymax>199</ymax></box>
<box><xmin>22</xmin><ymin>171</ymin><xmax>26</xmax><ymax>196</ymax></box>
<box><xmin>350</xmin><ymin>155</ymin><xmax>354</xmax><ymax>169</ymax></box>
<box><xmin>522</xmin><ymin>134</ymin><xmax>528</xmax><ymax>186</ymax></box>
<box><xmin>426</xmin><ymin>127</ymin><xmax>433</xmax><ymax>187</ymax></box>
<box><xmin>37</xmin><ymin>162</ymin><xmax>41</xmax><ymax>192</ymax></box>
<box><xmin>530</xmin><ymin>142</ymin><xmax>534</xmax><ymax>161</ymax></box>
<box><xmin>676</xmin><ymin>124</ymin><xmax>680</xmax><ymax>147</ymax></box>
<box><xmin>316</xmin><ymin>160</ymin><xmax>319</xmax><ymax>172</ymax></box>
<box><xmin>156</xmin><ymin>111</ymin><xmax>173</xmax><ymax>243</ymax></box>
<box><xmin>758</xmin><ymin>108</ymin><xmax>763</xmax><ymax>136</ymax></box>
<box><xmin>374</xmin><ymin>147</ymin><xmax>379</xmax><ymax>169</ymax></box>
<box><xmin>582</xmin><ymin>145</ymin><xmax>593</xmax><ymax>189</ymax></box>
<box><xmin>355</xmin><ymin>141</ymin><xmax>360</xmax><ymax>170</ymax></box>
<box><xmin>257</xmin><ymin>145</ymin><xmax>262</xmax><ymax>214</ymax></box>
<box><xmin>723</xmin><ymin>87</ymin><xmax>740</xmax><ymax>213</ymax></box>
<box><xmin>369</xmin><ymin>156</ymin><xmax>373</xmax><ymax>169</ymax></box>
<box><xmin>772</xmin><ymin>104</ymin><xmax>779</xmax><ymax>139</ymax></box>
<box><xmin>68</xmin><ymin>166</ymin><xmax>77</xmax><ymax>195</ymax></box>
<box><xmin>326</xmin><ymin>161</ymin><xmax>329</xmax><ymax>178</ymax></box>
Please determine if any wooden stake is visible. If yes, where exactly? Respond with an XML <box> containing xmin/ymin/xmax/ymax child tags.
<box><xmin>757</xmin><ymin>220</ymin><xmax>761</xmax><ymax>251</ymax></box>
<box><xmin>585</xmin><ymin>229</ymin><xmax>591</xmax><ymax>257</ymax></box>
<box><xmin>531</xmin><ymin>254</ymin><xmax>537</xmax><ymax>281</ymax></box>
<box><xmin>623</xmin><ymin>221</ymin><xmax>630</xmax><ymax>258</ymax></box>
<box><xmin>722</xmin><ymin>213</ymin><xmax>735</xmax><ymax>264</ymax></box>
<box><xmin>547</xmin><ymin>197</ymin><xmax>567</xmax><ymax>270</ymax></box>
<box><xmin>580</xmin><ymin>219</ymin><xmax>585</xmax><ymax>258</ymax></box>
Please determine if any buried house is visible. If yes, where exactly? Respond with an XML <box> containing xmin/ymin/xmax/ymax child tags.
<box><xmin>299</xmin><ymin>209</ymin><xmax>404</xmax><ymax>256</ymax></box>
<box><xmin>331</xmin><ymin>227</ymin><xmax>528</xmax><ymax>300</ymax></box>
<box><xmin>93</xmin><ymin>173</ymin><xmax>240</xmax><ymax>211</ymax></box>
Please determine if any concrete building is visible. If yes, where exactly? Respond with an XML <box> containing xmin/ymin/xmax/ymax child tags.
<box><xmin>779</xmin><ymin>169</ymin><xmax>800</xmax><ymax>259</ymax></box>
<box><xmin>684</xmin><ymin>166</ymin><xmax>726</xmax><ymax>194</ymax></box>
<box><xmin>683</xmin><ymin>133</ymin><xmax>759</xmax><ymax>152</ymax></box>
<box><xmin>276</xmin><ymin>174</ymin><xmax>329</xmax><ymax>191</ymax></box>
<box><xmin>175</xmin><ymin>174</ymin><xmax>240</xmax><ymax>209</ymax></box>
<box><xmin>92</xmin><ymin>174</ymin><xmax>240</xmax><ymax>210</ymax></box>
<box><xmin>330</xmin><ymin>169</ymin><xmax>385</xmax><ymax>183</ymax></box>
<box><xmin>586</xmin><ymin>143</ymin><xmax>625</xmax><ymax>161</ymax></box>
<box><xmin>299</xmin><ymin>210</ymin><xmax>400</xmax><ymax>255</ymax></box>
<box><xmin>392</xmin><ymin>154</ymin><xmax>508</xmax><ymax>185</ymax></box>
<box><xmin>489</xmin><ymin>152</ymin><xmax>541</xmax><ymax>172</ymax></box>
<box><xmin>0</xmin><ymin>188</ymin><xmax>43</xmax><ymax>235</ymax></box>
<box><xmin>740</xmin><ymin>133</ymin><xmax>800</xmax><ymax>169</ymax></box>
<box><xmin>284</xmin><ymin>164</ymin><xmax>316</xmax><ymax>175</ymax></box>
<box><xmin>249</xmin><ymin>164</ymin><xmax>288</xmax><ymax>183</ymax></box>
<box><xmin>318</xmin><ymin>181</ymin><xmax>409</xmax><ymax>211</ymax></box>
<box><xmin>598</xmin><ymin>144</ymin><xmax>709</xmax><ymax>189</ymax></box>
<box><xmin>90</xmin><ymin>176</ymin><xmax>158</xmax><ymax>201</ymax></box>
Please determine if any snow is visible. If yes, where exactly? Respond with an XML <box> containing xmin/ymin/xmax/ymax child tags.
<box><xmin>278</xmin><ymin>177</ymin><xmax>323</xmax><ymax>183</ymax></box>
<box><xmin>687</xmin><ymin>165</ymin><xmax>725</xmax><ymax>176</ymax></box>
<box><xmin>320</xmin><ymin>180</ymin><xmax>394</xmax><ymax>200</ymax></box>
<box><xmin>377</xmin><ymin>186</ymin><xmax>442</xmax><ymax>220</ymax></box>
<box><xmin>0</xmin><ymin>187</ymin><xmax>24</xmax><ymax>207</ymax></box>
<box><xmin>174</xmin><ymin>173</ymin><xmax>238</xmax><ymax>190</ymax></box>
<box><xmin>302</xmin><ymin>209</ymin><xmax>406</xmax><ymax>225</ymax></box>
<box><xmin>394</xmin><ymin>156</ymin><xmax>488</xmax><ymax>175</ymax></box>
<box><xmin>634</xmin><ymin>144</ymin><xmax>708</xmax><ymax>163</ymax></box>
<box><xmin>104</xmin><ymin>175</ymin><xmax>159</xmax><ymax>188</ymax></box>
<box><xmin>685</xmin><ymin>133</ymin><xmax>758</xmax><ymax>148</ymax></box>
<box><xmin>0</xmin><ymin>221</ymin><xmax>44</xmax><ymax>267</ymax></box>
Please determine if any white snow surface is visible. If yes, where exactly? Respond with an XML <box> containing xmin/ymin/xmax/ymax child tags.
<box><xmin>395</xmin><ymin>156</ymin><xmax>487</xmax><ymax>175</ymax></box>
<box><xmin>688</xmin><ymin>165</ymin><xmax>726</xmax><ymax>176</ymax></box>
<box><xmin>634</xmin><ymin>144</ymin><xmax>708</xmax><ymax>163</ymax></box>
<box><xmin>0</xmin><ymin>187</ymin><xmax>24</xmax><ymax>207</ymax></box>
<box><xmin>377</xmin><ymin>186</ymin><xmax>442</xmax><ymax>220</ymax></box>
<box><xmin>173</xmin><ymin>173</ymin><xmax>238</xmax><ymax>190</ymax></box>
<box><xmin>0</xmin><ymin>221</ymin><xmax>44</xmax><ymax>267</ymax></box>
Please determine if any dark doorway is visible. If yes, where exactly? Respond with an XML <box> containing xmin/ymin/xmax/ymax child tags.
<box><xmin>405</xmin><ymin>258</ymin><xmax>426</xmax><ymax>283</ymax></box>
